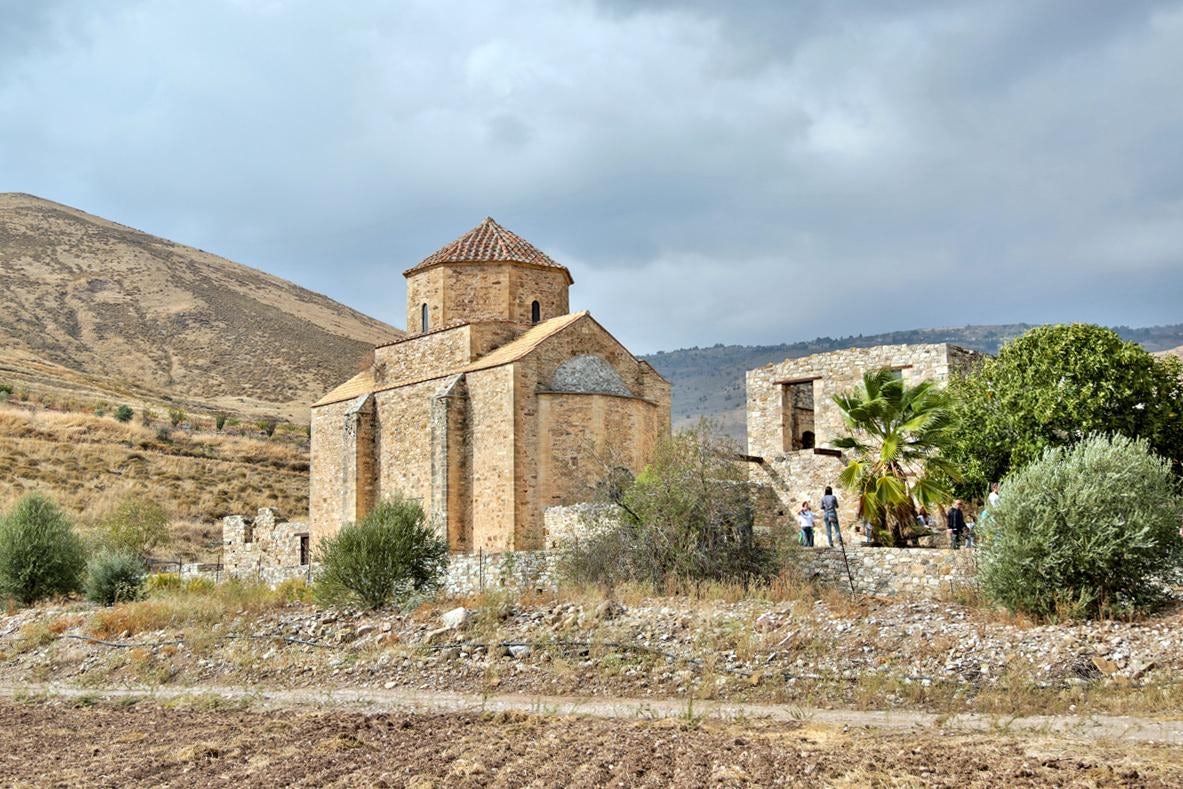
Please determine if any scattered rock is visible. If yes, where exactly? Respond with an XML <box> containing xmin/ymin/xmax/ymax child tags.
<box><xmin>440</xmin><ymin>607</ymin><xmax>470</xmax><ymax>630</ymax></box>
<box><xmin>1092</xmin><ymin>656</ymin><xmax>1118</xmax><ymax>676</ymax></box>
<box><xmin>595</xmin><ymin>600</ymin><xmax>625</xmax><ymax>622</ymax></box>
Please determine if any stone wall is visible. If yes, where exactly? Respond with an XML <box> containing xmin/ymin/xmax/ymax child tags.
<box><xmin>442</xmin><ymin>551</ymin><xmax>560</xmax><ymax>597</ymax></box>
<box><xmin>795</xmin><ymin>544</ymin><xmax>978</xmax><ymax>598</ymax></box>
<box><xmin>223</xmin><ymin>508</ymin><xmax>310</xmax><ymax>576</ymax></box>
<box><xmin>206</xmin><ymin>541</ymin><xmax>976</xmax><ymax>601</ymax></box>
<box><xmin>372</xmin><ymin>324</ymin><xmax>476</xmax><ymax>387</ymax></box>
<box><xmin>746</xmin><ymin>343</ymin><xmax>984</xmax><ymax>530</ymax></box>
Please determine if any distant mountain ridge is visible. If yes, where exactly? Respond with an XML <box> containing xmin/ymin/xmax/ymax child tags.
<box><xmin>0</xmin><ymin>193</ymin><xmax>401</xmax><ymax>421</ymax></box>
<box><xmin>642</xmin><ymin>323</ymin><xmax>1183</xmax><ymax>443</ymax></box>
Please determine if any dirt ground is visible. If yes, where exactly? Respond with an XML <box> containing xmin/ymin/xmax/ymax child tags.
<box><xmin>1</xmin><ymin>698</ymin><xmax>1179</xmax><ymax>788</ymax></box>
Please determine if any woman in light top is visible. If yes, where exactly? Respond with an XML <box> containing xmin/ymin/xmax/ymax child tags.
<box><xmin>798</xmin><ymin>501</ymin><xmax>816</xmax><ymax>547</ymax></box>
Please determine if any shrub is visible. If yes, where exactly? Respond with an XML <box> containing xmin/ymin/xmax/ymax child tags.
<box><xmin>215</xmin><ymin>413</ymin><xmax>227</xmax><ymax>431</ymax></box>
<box><xmin>85</xmin><ymin>550</ymin><xmax>147</xmax><ymax>605</ymax></box>
<box><xmin>0</xmin><ymin>493</ymin><xmax>87</xmax><ymax>605</ymax></box>
<box><xmin>257</xmin><ymin>418</ymin><xmax>278</xmax><ymax>438</ymax></box>
<box><xmin>113</xmin><ymin>405</ymin><xmax>134</xmax><ymax>423</ymax></box>
<box><xmin>0</xmin><ymin>383</ymin><xmax>12</xmax><ymax>396</ymax></box>
<box><xmin>561</xmin><ymin>422</ymin><xmax>776</xmax><ymax>591</ymax></box>
<box><xmin>93</xmin><ymin>403</ymin><xmax>108</xmax><ymax>417</ymax></box>
<box><xmin>140</xmin><ymin>408</ymin><xmax>156</xmax><ymax>426</ymax></box>
<box><xmin>977</xmin><ymin>434</ymin><xmax>1183</xmax><ymax>619</ymax></box>
<box><xmin>168</xmin><ymin>408</ymin><xmax>186</xmax><ymax>428</ymax></box>
<box><xmin>314</xmin><ymin>497</ymin><xmax>448</xmax><ymax>609</ymax></box>
<box><xmin>97</xmin><ymin>497</ymin><xmax>171</xmax><ymax>558</ymax></box>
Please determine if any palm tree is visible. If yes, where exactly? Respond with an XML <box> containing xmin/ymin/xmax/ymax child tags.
<box><xmin>832</xmin><ymin>368</ymin><xmax>960</xmax><ymax>546</ymax></box>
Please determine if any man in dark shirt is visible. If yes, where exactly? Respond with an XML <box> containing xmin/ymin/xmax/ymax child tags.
<box><xmin>946</xmin><ymin>499</ymin><xmax>967</xmax><ymax>550</ymax></box>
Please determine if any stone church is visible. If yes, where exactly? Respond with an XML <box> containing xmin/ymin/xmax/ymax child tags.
<box><xmin>310</xmin><ymin>218</ymin><xmax>670</xmax><ymax>553</ymax></box>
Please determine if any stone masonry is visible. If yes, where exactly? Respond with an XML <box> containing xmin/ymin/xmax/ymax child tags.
<box><xmin>746</xmin><ymin>343</ymin><xmax>982</xmax><ymax>531</ymax></box>
<box><xmin>222</xmin><ymin>508</ymin><xmax>311</xmax><ymax>577</ymax></box>
<box><xmin>310</xmin><ymin>218</ymin><xmax>670</xmax><ymax>555</ymax></box>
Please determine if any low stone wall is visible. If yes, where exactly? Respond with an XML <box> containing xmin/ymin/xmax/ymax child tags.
<box><xmin>182</xmin><ymin>532</ymin><xmax>977</xmax><ymax>600</ymax></box>
<box><xmin>795</xmin><ymin>544</ymin><xmax>977</xmax><ymax>598</ymax></box>
<box><xmin>443</xmin><ymin>551</ymin><xmax>560</xmax><ymax>597</ymax></box>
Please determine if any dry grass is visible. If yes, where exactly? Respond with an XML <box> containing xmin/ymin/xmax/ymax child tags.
<box><xmin>88</xmin><ymin>578</ymin><xmax>295</xmax><ymax>639</ymax></box>
<box><xmin>0</xmin><ymin>403</ymin><xmax>308</xmax><ymax>559</ymax></box>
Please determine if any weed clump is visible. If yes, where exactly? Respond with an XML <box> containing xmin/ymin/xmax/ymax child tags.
<box><xmin>113</xmin><ymin>404</ymin><xmax>134</xmax><ymax>423</ymax></box>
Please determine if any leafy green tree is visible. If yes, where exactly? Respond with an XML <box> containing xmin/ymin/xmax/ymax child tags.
<box><xmin>0</xmin><ymin>494</ymin><xmax>87</xmax><ymax>605</ymax></box>
<box><xmin>977</xmin><ymin>434</ymin><xmax>1183</xmax><ymax>619</ymax></box>
<box><xmin>97</xmin><ymin>497</ymin><xmax>171</xmax><ymax>559</ymax></box>
<box><xmin>113</xmin><ymin>405</ymin><xmax>134</xmax><ymax>423</ymax></box>
<box><xmin>832</xmin><ymin>369</ymin><xmax>959</xmax><ymax>546</ymax></box>
<box><xmin>945</xmin><ymin>324</ymin><xmax>1183</xmax><ymax>497</ymax></box>
<box><xmin>314</xmin><ymin>497</ymin><xmax>448</xmax><ymax>609</ymax></box>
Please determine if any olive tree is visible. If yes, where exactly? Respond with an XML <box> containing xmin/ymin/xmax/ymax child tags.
<box><xmin>977</xmin><ymin>434</ymin><xmax>1183</xmax><ymax>619</ymax></box>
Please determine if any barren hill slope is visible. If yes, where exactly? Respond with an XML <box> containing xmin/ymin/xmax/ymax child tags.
<box><xmin>0</xmin><ymin>193</ymin><xmax>400</xmax><ymax>420</ymax></box>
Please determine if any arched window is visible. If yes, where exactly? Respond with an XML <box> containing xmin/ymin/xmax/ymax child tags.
<box><xmin>531</xmin><ymin>300</ymin><xmax>541</xmax><ymax>324</ymax></box>
<box><xmin>421</xmin><ymin>303</ymin><xmax>429</xmax><ymax>333</ymax></box>
<box><xmin>801</xmin><ymin>430</ymin><xmax>816</xmax><ymax>450</ymax></box>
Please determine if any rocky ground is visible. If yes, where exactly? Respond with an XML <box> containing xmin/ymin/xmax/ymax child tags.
<box><xmin>2</xmin><ymin>697</ymin><xmax>1180</xmax><ymax>787</ymax></box>
<box><xmin>3</xmin><ymin>592</ymin><xmax>1181</xmax><ymax>715</ymax></box>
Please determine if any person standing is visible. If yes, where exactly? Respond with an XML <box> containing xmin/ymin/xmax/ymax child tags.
<box><xmin>988</xmin><ymin>482</ymin><xmax>1001</xmax><ymax>508</ymax></box>
<box><xmin>946</xmin><ymin>499</ymin><xmax>967</xmax><ymax>550</ymax></box>
<box><xmin>798</xmin><ymin>501</ymin><xmax>816</xmax><ymax>548</ymax></box>
<box><xmin>820</xmin><ymin>486</ymin><xmax>842</xmax><ymax>547</ymax></box>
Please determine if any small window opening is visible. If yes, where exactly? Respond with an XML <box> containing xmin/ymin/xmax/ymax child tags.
<box><xmin>299</xmin><ymin>534</ymin><xmax>310</xmax><ymax>566</ymax></box>
<box><xmin>243</xmin><ymin>519</ymin><xmax>254</xmax><ymax>544</ymax></box>
<box><xmin>531</xmin><ymin>300</ymin><xmax>541</xmax><ymax>324</ymax></box>
<box><xmin>421</xmin><ymin>303</ymin><xmax>429</xmax><ymax>333</ymax></box>
<box><xmin>781</xmin><ymin>381</ymin><xmax>816</xmax><ymax>452</ymax></box>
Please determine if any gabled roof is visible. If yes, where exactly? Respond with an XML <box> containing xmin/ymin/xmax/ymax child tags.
<box><xmin>403</xmin><ymin>217</ymin><xmax>573</xmax><ymax>283</ymax></box>
<box><xmin>313</xmin><ymin>309</ymin><xmax>664</xmax><ymax>408</ymax></box>
<box><xmin>463</xmin><ymin>311</ymin><xmax>588</xmax><ymax>373</ymax></box>
<box><xmin>313</xmin><ymin>368</ymin><xmax>374</xmax><ymax>408</ymax></box>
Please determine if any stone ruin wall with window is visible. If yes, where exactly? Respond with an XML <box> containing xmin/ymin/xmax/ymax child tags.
<box><xmin>222</xmin><ymin>508</ymin><xmax>311</xmax><ymax>577</ymax></box>
<box><xmin>746</xmin><ymin>343</ymin><xmax>983</xmax><ymax>534</ymax></box>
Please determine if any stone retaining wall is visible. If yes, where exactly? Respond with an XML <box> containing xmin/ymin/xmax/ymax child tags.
<box><xmin>795</xmin><ymin>544</ymin><xmax>977</xmax><ymax>598</ymax></box>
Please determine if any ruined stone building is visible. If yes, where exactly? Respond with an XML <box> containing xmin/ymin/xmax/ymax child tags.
<box><xmin>746</xmin><ymin>344</ymin><xmax>981</xmax><ymax>529</ymax></box>
<box><xmin>310</xmin><ymin>218</ymin><xmax>671</xmax><ymax>552</ymax></box>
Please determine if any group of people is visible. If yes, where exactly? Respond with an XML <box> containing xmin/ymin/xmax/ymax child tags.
<box><xmin>945</xmin><ymin>482</ymin><xmax>1001</xmax><ymax>549</ymax></box>
<box><xmin>795</xmin><ymin>487</ymin><xmax>843</xmax><ymax>548</ymax></box>
<box><xmin>796</xmin><ymin>481</ymin><xmax>1002</xmax><ymax>550</ymax></box>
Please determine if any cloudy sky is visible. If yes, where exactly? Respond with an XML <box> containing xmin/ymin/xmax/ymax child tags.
<box><xmin>2</xmin><ymin>0</ymin><xmax>1182</xmax><ymax>353</ymax></box>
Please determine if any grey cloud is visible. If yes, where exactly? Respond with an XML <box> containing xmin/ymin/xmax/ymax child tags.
<box><xmin>0</xmin><ymin>0</ymin><xmax>1180</xmax><ymax>354</ymax></box>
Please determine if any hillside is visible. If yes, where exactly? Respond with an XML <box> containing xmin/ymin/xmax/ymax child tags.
<box><xmin>0</xmin><ymin>403</ymin><xmax>309</xmax><ymax>560</ymax></box>
<box><xmin>643</xmin><ymin>323</ymin><xmax>1183</xmax><ymax>443</ymax></box>
<box><xmin>0</xmin><ymin>193</ymin><xmax>400</xmax><ymax>422</ymax></box>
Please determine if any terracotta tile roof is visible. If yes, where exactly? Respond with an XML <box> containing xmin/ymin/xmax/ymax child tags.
<box><xmin>403</xmin><ymin>217</ymin><xmax>572</xmax><ymax>282</ymax></box>
<box><xmin>463</xmin><ymin>312</ymin><xmax>588</xmax><ymax>373</ymax></box>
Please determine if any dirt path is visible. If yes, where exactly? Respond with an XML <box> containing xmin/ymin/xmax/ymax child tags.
<box><xmin>6</xmin><ymin>682</ymin><xmax>1183</xmax><ymax>745</ymax></box>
